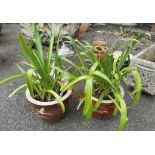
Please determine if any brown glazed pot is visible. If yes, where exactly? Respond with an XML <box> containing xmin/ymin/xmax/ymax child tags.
<box><xmin>92</xmin><ymin>86</ymin><xmax>124</xmax><ymax>119</ymax></box>
<box><xmin>26</xmin><ymin>89</ymin><xmax>72</xmax><ymax>123</ymax></box>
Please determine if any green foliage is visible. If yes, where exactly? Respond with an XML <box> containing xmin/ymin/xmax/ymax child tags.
<box><xmin>0</xmin><ymin>24</ymin><xmax>142</xmax><ymax>130</ymax></box>
<box><xmin>61</xmin><ymin>35</ymin><xmax>142</xmax><ymax>130</ymax></box>
<box><xmin>0</xmin><ymin>24</ymin><xmax>69</xmax><ymax>112</ymax></box>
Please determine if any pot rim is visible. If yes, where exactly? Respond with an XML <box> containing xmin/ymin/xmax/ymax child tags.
<box><xmin>92</xmin><ymin>86</ymin><xmax>125</xmax><ymax>104</ymax></box>
<box><xmin>26</xmin><ymin>89</ymin><xmax>72</xmax><ymax>106</ymax></box>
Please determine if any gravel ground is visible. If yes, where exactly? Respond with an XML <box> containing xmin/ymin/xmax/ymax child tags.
<box><xmin>0</xmin><ymin>24</ymin><xmax>155</xmax><ymax>131</ymax></box>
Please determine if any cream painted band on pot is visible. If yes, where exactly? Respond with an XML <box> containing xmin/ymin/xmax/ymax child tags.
<box><xmin>26</xmin><ymin>89</ymin><xmax>72</xmax><ymax>123</ymax></box>
<box><xmin>26</xmin><ymin>89</ymin><xmax>72</xmax><ymax>106</ymax></box>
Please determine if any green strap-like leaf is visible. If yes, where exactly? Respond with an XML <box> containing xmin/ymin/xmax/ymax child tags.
<box><xmin>89</xmin><ymin>61</ymin><xmax>99</xmax><ymax>75</ymax></box>
<box><xmin>18</xmin><ymin>35</ymin><xmax>38</xmax><ymax>65</ymax></box>
<box><xmin>47</xmin><ymin>24</ymin><xmax>55</xmax><ymax>69</ymax></box>
<box><xmin>9</xmin><ymin>84</ymin><xmax>27</xmax><ymax>98</ymax></box>
<box><xmin>18</xmin><ymin>35</ymin><xmax>45</xmax><ymax>78</ymax></box>
<box><xmin>120</xmin><ymin>67</ymin><xmax>141</xmax><ymax>107</ymax></box>
<box><xmin>33</xmin><ymin>24</ymin><xmax>45</xmax><ymax>66</ymax></box>
<box><xmin>46</xmin><ymin>90</ymin><xmax>65</xmax><ymax>113</ymax></box>
<box><xmin>77</xmin><ymin>97</ymin><xmax>85</xmax><ymax>110</ymax></box>
<box><xmin>62</xmin><ymin>57</ymin><xmax>84</xmax><ymax>75</ymax></box>
<box><xmin>93</xmin><ymin>91</ymin><xmax>106</xmax><ymax>111</ymax></box>
<box><xmin>60</xmin><ymin>75</ymin><xmax>89</xmax><ymax>92</ymax></box>
<box><xmin>16</xmin><ymin>64</ymin><xmax>26</xmax><ymax>73</ymax></box>
<box><xmin>83</xmin><ymin>105</ymin><xmax>93</xmax><ymax>125</ymax></box>
<box><xmin>117</xmin><ymin>38</ymin><xmax>140</xmax><ymax>71</ymax></box>
<box><xmin>83</xmin><ymin>77</ymin><xmax>93</xmax><ymax>122</ymax></box>
<box><xmin>67</xmin><ymin>37</ymin><xmax>87</xmax><ymax>74</ymax></box>
<box><xmin>93</xmin><ymin>70</ymin><xmax>117</xmax><ymax>90</ymax></box>
<box><xmin>131</xmin><ymin>70</ymin><xmax>142</xmax><ymax>107</ymax></box>
<box><xmin>54</xmin><ymin>66</ymin><xmax>78</xmax><ymax>79</ymax></box>
<box><xmin>26</xmin><ymin>69</ymin><xmax>35</xmax><ymax>98</ymax></box>
<box><xmin>0</xmin><ymin>73</ymin><xmax>24</xmax><ymax>86</ymax></box>
<box><xmin>112</xmin><ymin>91</ymin><xmax>128</xmax><ymax>131</ymax></box>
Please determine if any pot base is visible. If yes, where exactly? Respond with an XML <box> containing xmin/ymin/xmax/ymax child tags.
<box><xmin>93</xmin><ymin>103</ymin><xmax>115</xmax><ymax>119</ymax></box>
<box><xmin>92</xmin><ymin>86</ymin><xmax>124</xmax><ymax>119</ymax></box>
<box><xmin>31</xmin><ymin>101</ymin><xmax>69</xmax><ymax>123</ymax></box>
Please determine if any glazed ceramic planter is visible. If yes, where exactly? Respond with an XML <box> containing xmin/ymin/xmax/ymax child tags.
<box><xmin>127</xmin><ymin>43</ymin><xmax>155</xmax><ymax>95</ymax></box>
<box><xmin>92</xmin><ymin>86</ymin><xmax>124</xmax><ymax>119</ymax></box>
<box><xmin>26</xmin><ymin>89</ymin><xmax>72</xmax><ymax>123</ymax></box>
<box><xmin>82</xmin><ymin>86</ymin><xmax>124</xmax><ymax>119</ymax></box>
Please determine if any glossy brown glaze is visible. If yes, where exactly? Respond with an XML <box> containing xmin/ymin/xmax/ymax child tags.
<box><xmin>26</xmin><ymin>89</ymin><xmax>72</xmax><ymax>124</ymax></box>
<box><xmin>31</xmin><ymin>97</ymin><xmax>70</xmax><ymax>123</ymax></box>
<box><xmin>82</xmin><ymin>86</ymin><xmax>124</xmax><ymax>119</ymax></box>
<box><xmin>31</xmin><ymin>99</ymin><xmax>69</xmax><ymax>123</ymax></box>
<box><xmin>82</xmin><ymin>91</ymin><xmax>115</xmax><ymax>119</ymax></box>
<box><xmin>92</xmin><ymin>100</ymin><xmax>115</xmax><ymax>119</ymax></box>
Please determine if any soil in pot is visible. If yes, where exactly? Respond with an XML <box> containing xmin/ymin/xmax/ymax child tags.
<box><xmin>26</xmin><ymin>89</ymin><xmax>72</xmax><ymax>123</ymax></box>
